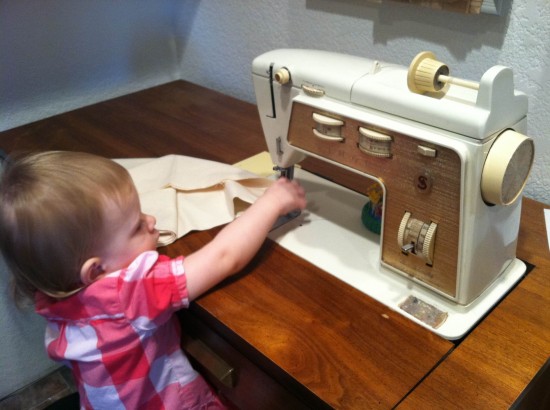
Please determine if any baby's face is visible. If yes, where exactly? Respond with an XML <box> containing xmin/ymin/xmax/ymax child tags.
<box><xmin>97</xmin><ymin>188</ymin><xmax>159</xmax><ymax>273</ymax></box>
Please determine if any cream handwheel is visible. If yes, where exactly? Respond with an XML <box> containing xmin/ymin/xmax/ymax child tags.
<box><xmin>481</xmin><ymin>130</ymin><xmax>534</xmax><ymax>206</ymax></box>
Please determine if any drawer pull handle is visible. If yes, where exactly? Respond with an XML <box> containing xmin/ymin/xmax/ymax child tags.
<box><xmin>184</xmin><ymin>338</ymin><xmax>236</xmax><ymax>388</ymax></box>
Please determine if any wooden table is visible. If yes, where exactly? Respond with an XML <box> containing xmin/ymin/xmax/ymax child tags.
<box><xmin>398</xmin><ymin>196</ymin><xmax>550</xmax><ymax>409</ymax></box>
<box><xmin>1</xmin><ymin>81</ymin><xmax>548</xmax><ymax>409</ymax></box>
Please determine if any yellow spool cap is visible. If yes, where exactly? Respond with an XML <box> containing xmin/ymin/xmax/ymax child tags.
<box><xmin>407</xmin><ymin>51</ymin><xmax>450</xmax><ymax>94</ymax></box>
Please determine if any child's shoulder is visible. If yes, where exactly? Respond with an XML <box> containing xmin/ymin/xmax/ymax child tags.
<box><xmin>117</xmin><ymin>251</ymin><xmax>185</xmax><ymax>282</ymax></box>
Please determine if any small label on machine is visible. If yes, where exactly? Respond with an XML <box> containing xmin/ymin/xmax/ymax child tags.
<box><xmin>399</xmin><ymin>295</ymin><xmax>448</xmax><ymax>329</ymax></box>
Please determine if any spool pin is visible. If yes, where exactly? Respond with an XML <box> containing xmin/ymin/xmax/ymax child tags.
<box><xmin>407</xmin><ymin>51</ymin><xmax>479</xmax><ymax>94</ymax></box>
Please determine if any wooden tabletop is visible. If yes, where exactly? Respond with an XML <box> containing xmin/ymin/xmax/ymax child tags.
<box><xmin>1</xmin><ymin>80</ymin><xmax>547</xmax><ymax>409</ymax></box>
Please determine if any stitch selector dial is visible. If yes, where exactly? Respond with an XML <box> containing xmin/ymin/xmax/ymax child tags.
<box><xmin>398</xmin><ymin>212</ymin><xmax>438</xmax><ymax>266</ymax></box>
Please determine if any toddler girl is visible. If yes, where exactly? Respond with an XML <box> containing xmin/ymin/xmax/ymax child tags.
<box><xmin>0</xmin><ymin>151</ymin><xmax>306</xmax><ymax>409</ymax></box>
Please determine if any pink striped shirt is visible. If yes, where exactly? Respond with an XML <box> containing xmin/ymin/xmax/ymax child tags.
<box><xmin>35</xmin><ymin>251</ymin><xmax>225</xmax><ymax>409</ymax></box>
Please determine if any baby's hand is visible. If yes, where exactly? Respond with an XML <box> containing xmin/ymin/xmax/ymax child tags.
<box><xmin>183</xmin><ymin>176</ymin><xmax>306</xmax><ymax>299</ymax></box>
<box><xmin>263</xmin><ymin>177</ymin><xmax>307</xmax><ymax>216</ymax></box>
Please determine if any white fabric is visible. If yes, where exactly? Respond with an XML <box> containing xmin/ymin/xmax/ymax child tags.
<box><xmin>116</xmin><ymin>155</ymin><xmax>272</xmax><ymax>245</ymax></box>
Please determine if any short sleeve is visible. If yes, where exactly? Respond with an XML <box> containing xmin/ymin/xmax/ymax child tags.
<box><xmin>116</xmin><ymin>251</ymin><xmax>189</xmax><ymax>329</ymax></box>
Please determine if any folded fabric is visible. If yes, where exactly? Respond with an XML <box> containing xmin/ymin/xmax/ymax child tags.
<box><xmin>116</xmin><ymin>155</ymin><xmax>272</xmax><ymax>246</ymax></box>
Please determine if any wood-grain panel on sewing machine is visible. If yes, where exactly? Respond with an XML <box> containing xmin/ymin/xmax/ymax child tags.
<box><xmin>288</xmin><ymin>102</ymin><xmax>461</xmax><ymax>299</ymax></box>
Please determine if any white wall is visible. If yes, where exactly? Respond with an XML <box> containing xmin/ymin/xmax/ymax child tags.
<box><xmin>1</xmin><ymin>0</ymin><xmax>182</xmax><ymax>131</ymax></box>
<box><xmin>176</xmin><ymin>0</ymin><xmax>549</xmax><ymax>204</ymax></box>
<box><xmin>0</xmin><ymin>0</ymin><xmax>548</xmax><ymax>400</ymax></box>
<box><xmin>0</xmin><ymin>0</ymin><xmax>183</xmax><ymax>399</ymax></box>
<box><xmin>0</xmin><ymin>257</ymin><xmax>56</xmax><ymax>399</ymax></box>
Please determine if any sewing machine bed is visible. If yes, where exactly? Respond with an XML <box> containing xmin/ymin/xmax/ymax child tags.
<box><xmin>269</xmin><ymin>167</ymin><xmax>526</xmax><ymax>340</ymax></box>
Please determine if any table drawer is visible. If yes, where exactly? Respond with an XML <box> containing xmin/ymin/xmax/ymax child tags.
<box><xmin>179</xmin><ymin>310</ymin><xmax>319</xmax><ymax>410</ymax></box>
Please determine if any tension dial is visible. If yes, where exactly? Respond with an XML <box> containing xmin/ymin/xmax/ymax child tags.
<box><xmin>358</xmin><ymin>127</ymin><xmax>393</xmax><ymax>158</ymax></box>
<box><xmin>312</xmin><ymin>113</ymin><xmax>344</xmax><ymax>142</ymax></box>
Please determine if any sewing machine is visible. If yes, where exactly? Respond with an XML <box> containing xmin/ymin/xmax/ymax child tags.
<box><xmin>252</xmin><ymin>49</ymin><xmax>534</xmax><ymax>339</ymax></box>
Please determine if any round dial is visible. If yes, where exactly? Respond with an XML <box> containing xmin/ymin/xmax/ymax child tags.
<box><xmin>398</xmin><ymin>212</ymin><xmax>438</xmax><ymax>266</ymax></box>
<box><xmin>312</xmin><ymin>113</ymin><xmax>344</xmax><ymax>142</ymax></box>
<box><xmin>481</xmin><ymin>130</ymin><xmax>534</xmax><ymax>206</ymax></box>
<box><xmin>274</xmin><ymin>67</ymin><xmax>290</xmax><ymax>84</ymax></box>
<box><xmin>358</xmin><ymin>127</ymin><xmax>393</xmax><ymax>158</ymax></box>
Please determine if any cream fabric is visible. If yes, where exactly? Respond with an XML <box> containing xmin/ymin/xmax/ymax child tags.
<box><xmin>117</xmin><ymin>155</ymin><xmax>272</xmax><ymax>246</ymax></box>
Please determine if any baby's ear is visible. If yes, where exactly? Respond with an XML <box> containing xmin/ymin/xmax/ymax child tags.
<box><xmin>80</xmin><ymin>257</ymin><xmax>105</xmax><ymax>285</ymax></box>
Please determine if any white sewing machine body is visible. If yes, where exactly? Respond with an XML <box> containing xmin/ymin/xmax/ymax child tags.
<box><xmin>252</xmin><ymin>49</ymin><xmax>533</xmax><ymax>336</ymax></box>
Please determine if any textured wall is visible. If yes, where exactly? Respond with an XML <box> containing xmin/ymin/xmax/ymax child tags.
<box><xmin>177</xmin><ymin>0</ymin><xmax>549</xmax><ymax>204</ymax></box>
<box><xmin>0</xmin><ymin>0</ymin><xmax>182</xmax><ymax>399</ymax></box>
<box><xmin>2</xmin><ymin>1</ymin><xmax>548</xmax><ymax>201</ymax></box>
<box><xmin>1</xmin><ymin>0</ymin><xmax>181</xmax><ymax>133</ymax></box>
<box><xmin>0</xmin><ymin>257</ymin><xmax>57</xmax><ymax>399</ymax></box>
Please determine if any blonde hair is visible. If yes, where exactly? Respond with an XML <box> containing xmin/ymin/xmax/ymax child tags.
<box><xmin>0</xmin><ymin>151</ymin><xmax>135</xmax><ymax>302</ymax></box>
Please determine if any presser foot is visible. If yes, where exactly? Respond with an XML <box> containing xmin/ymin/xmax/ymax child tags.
<box><xmin>273</xmin><ymin>165</ymin><xmax>295</xmax><ymax>180</ymax></box>
<box><xmin>271</xmin><ymin>210</ymin><xmax>301</xmax><ymax>231</ymax></box>
<box><xmin>270</xmin><ymin>165</ymin><xmax>300</xmax><ymax>230</ymax></box>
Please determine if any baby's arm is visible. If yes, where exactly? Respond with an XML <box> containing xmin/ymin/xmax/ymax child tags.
<box><xmin>183</xmin><ymin>177</ymin><xmax>306</xmax><ymax>301</ymax></box>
